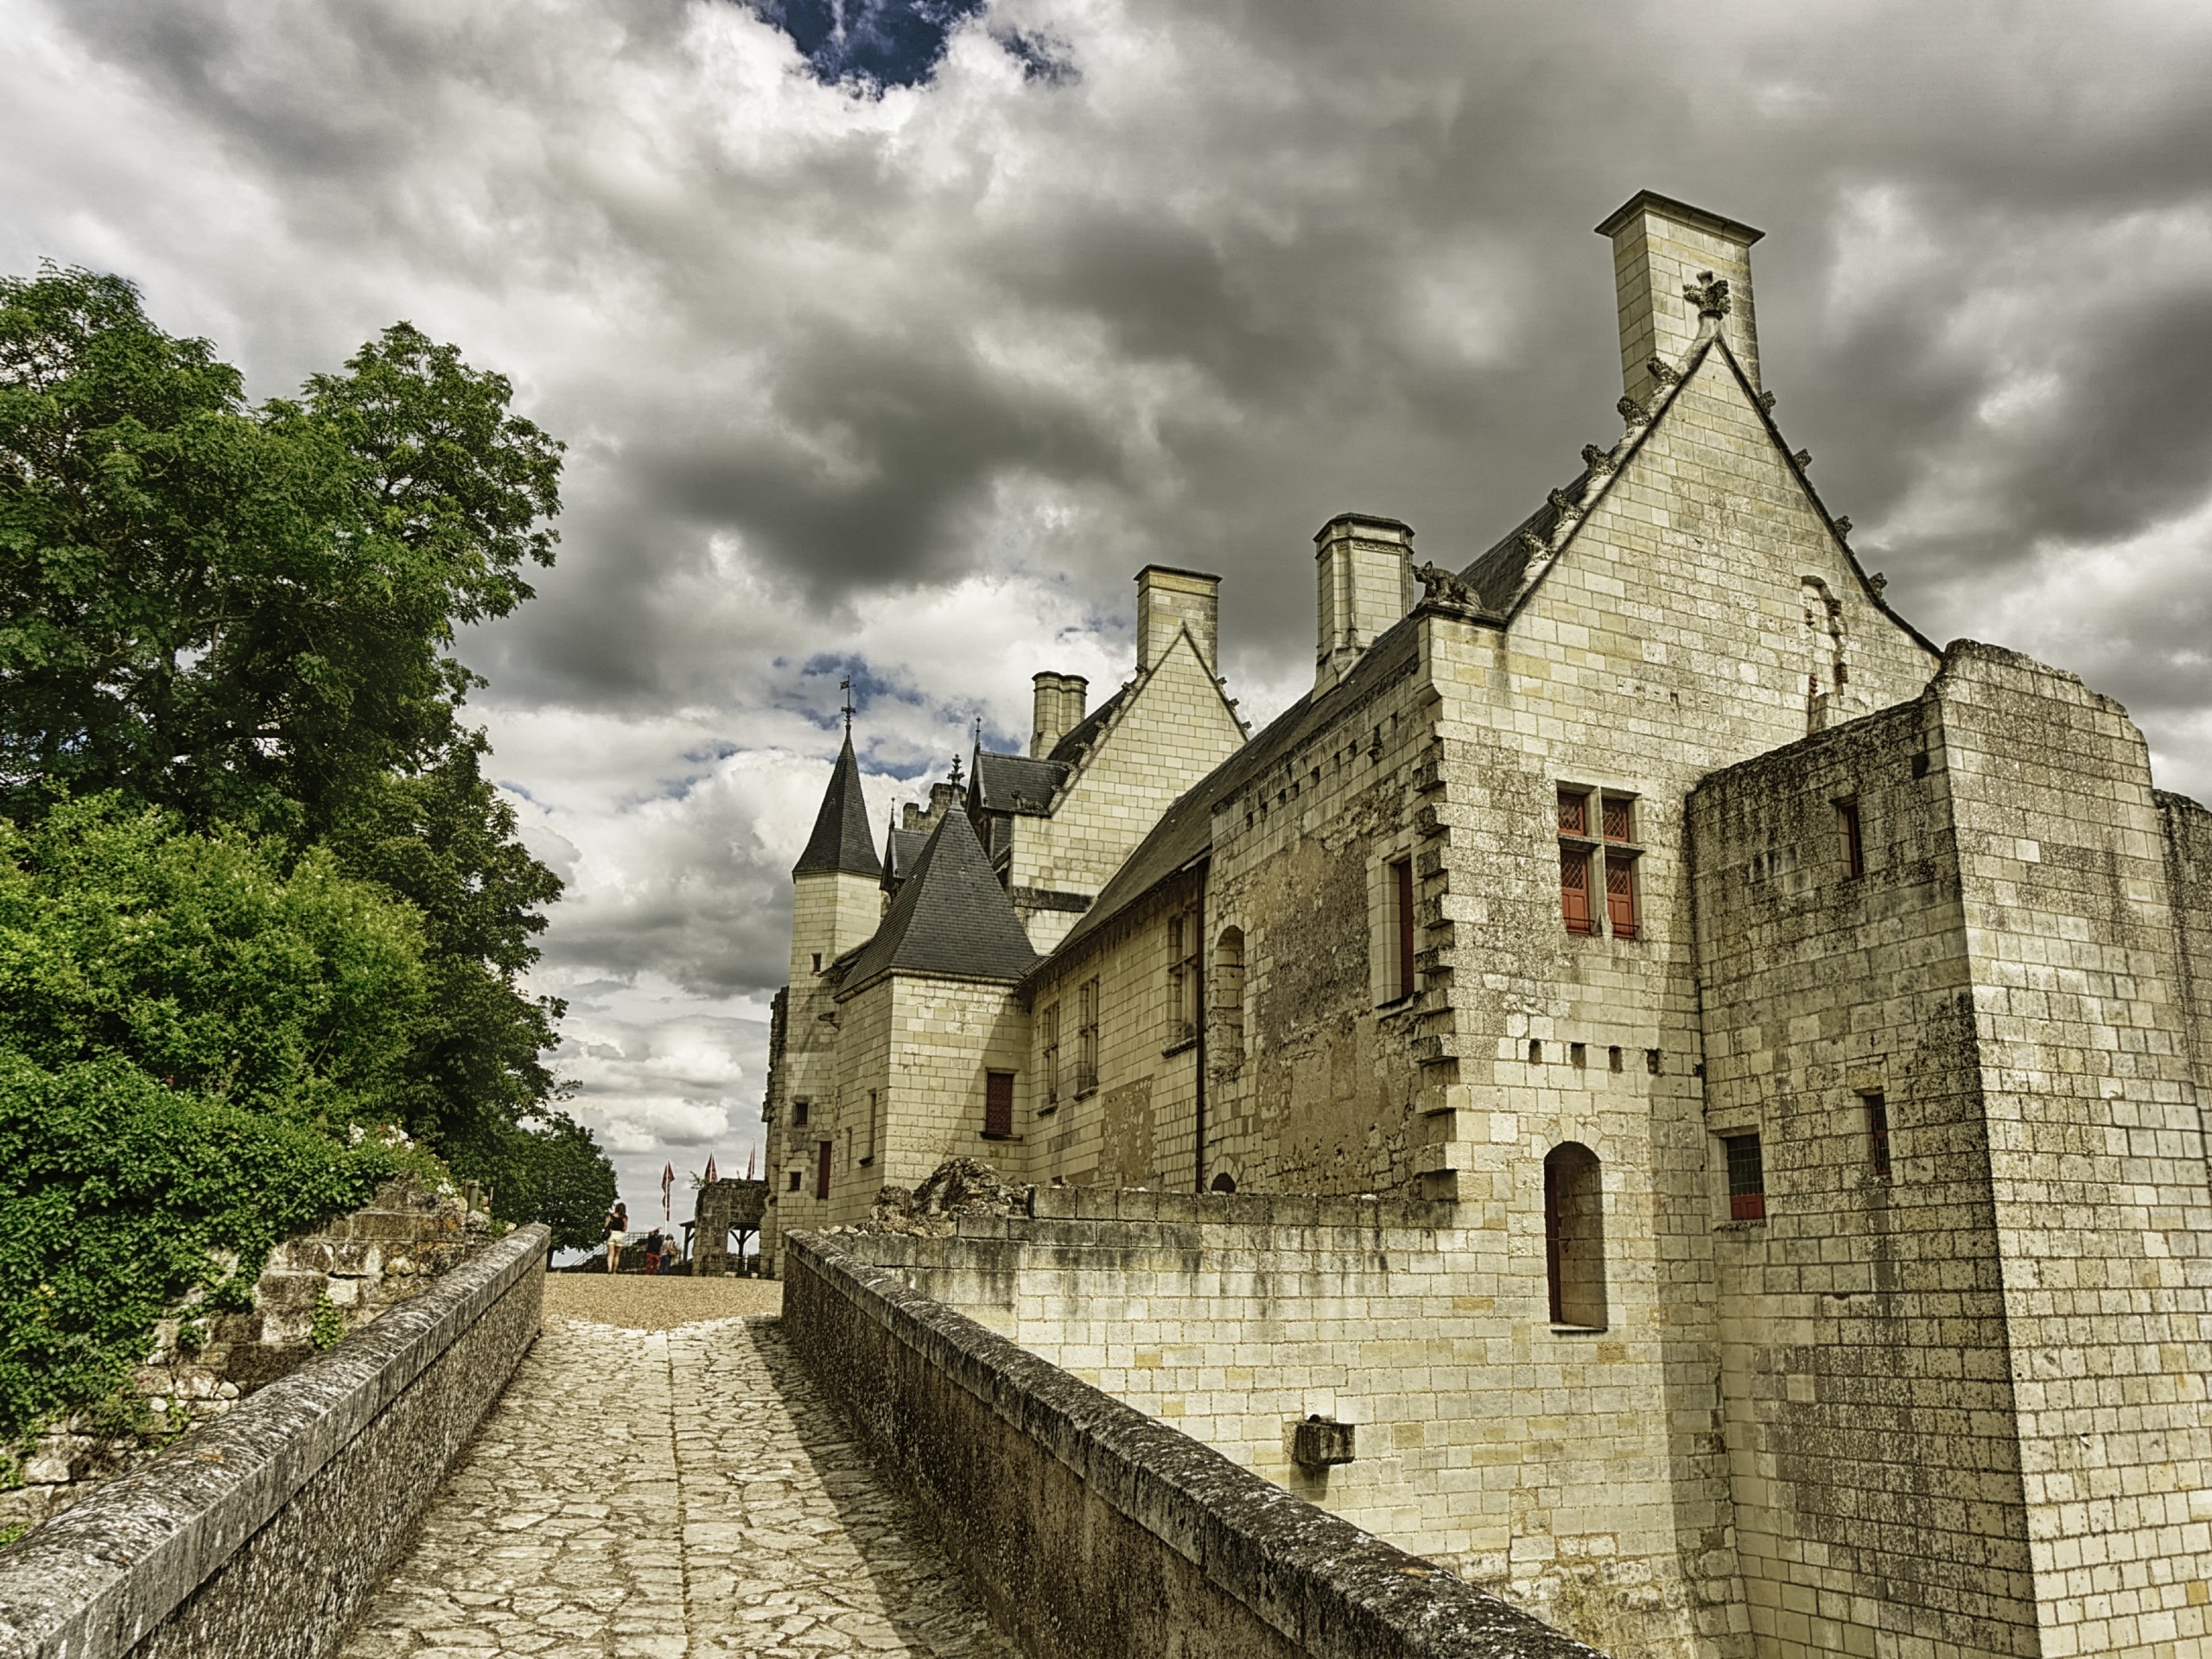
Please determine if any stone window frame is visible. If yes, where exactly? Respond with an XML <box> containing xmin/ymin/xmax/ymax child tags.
<box><xmin>1039</xmin><ymin>1001</ymin><xmax>1061</xmax><ymax>1111</ymax></box>
<box><xmin>1368</xmin><ymin>839</ymin><xmax>1421</xmax><ymax>1008</ymax></box>
<box><xmin>1716</xmin><ymin>1129</ymin><xmax>1766</xmax><ymax>1224</ymax></box>
<box><xmin>1075</xmin><ymin>976</ymin><xmax>1100</xmax><ymax>1096</ymax></box>
<box><xmin>1837</xmin><ymin>796</ymin><xmax>1866</xmax><ymax>881</ymax></box>
<box><xmin>1166</xmin><ymin>909</ymin><xmax>1202</xmax><ymax>1051</ymax></box>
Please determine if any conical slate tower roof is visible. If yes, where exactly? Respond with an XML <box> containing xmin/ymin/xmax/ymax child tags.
<box><xmin>792</xmin><ymin>734</ymin><xmax>881</xmax><ymax>879</ymax></box>
<box><xmin>840</xmin><ymin>804</ymin><xmax>1039</xmax><ymax>993</ymax></box>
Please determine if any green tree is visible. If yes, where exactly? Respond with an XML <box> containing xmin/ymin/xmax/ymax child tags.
<box><xmin>0</xmin><ymin>796</ymin><xmax>426</xmax><ymax>1123</ymax></box>
<box><xmin>0</xmin><ymin>265</ymin><xmax>606</xmax><ymax>1236</ymax></box>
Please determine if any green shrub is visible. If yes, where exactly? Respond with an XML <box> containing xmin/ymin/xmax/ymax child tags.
<box><xmin>309</xmin><ymin>1291</ymin><xmax>346</xmax><ymax>1352</ymax></box>
<box><xmin>0</xmin><ymin>1056</ymin><xmax>401</xmax><ymax>1460</ymax></box>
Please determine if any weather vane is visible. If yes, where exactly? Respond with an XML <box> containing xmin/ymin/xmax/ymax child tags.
<box><xmin>839</xmin><ymin>676</ymin><xmax>855</xmax><ymax>734</ymax></box>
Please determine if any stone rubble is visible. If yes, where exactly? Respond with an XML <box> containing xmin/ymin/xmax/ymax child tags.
<box><xmin>339</xmin><ymin>1310</ymin><xmax>1019</xmax><ymax>1658</ymax></box>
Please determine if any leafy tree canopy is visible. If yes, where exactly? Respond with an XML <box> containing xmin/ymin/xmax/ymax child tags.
<box><xmin>0</xmin><ymin>267</ymin><xmax>561</xmax><ymax>841</ymax></box>
<box><xmin>0</xmin><ymin>265</ymin><xmax>612</xmax><ymax>1264</ymax></box>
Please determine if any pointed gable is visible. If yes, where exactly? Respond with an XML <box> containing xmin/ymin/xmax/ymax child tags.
<box><xmin>792</xmin><ymin>734</ymin><xmax>881</xmax><ymax>879</ymax></box>
<box><xmin>839</xmin><ymin>805</ymin><xmax>1039</xmax><ymax>994</ymax></box>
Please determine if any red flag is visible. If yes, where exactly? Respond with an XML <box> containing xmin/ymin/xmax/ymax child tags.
<box><xmin>703</xmin><ymin>1154</ymin><xmax>718</xmax><ymax>1185</ymax></box>
<box><xmin>661</xmin><ymin>1161</ymin><xmax>674</xmax><ymax>1221</ymax></box>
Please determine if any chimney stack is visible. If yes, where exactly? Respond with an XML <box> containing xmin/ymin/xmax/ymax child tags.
<box><xmin>1313</xmin><ymin>513</ymin><xmax>1414</xmax><ymax>694</ymax></box>
<box><xmin>1135</xmin><ymin>566</ymin><xmax>1220</xmax><ymax>676</ymax></box>
<box><xmin>1595</xmin><ymin>190</ymin><xmax>1763</xmax><ymax>410</ymax></box>
<box><xmin>1030</xmin><ymin>672</ymin><xmax>1089</xmax><ymax>757</ymax></box>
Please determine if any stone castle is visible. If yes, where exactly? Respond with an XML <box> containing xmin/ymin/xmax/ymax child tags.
<box><xmin>758</xmin><ymin>192</ymin><xmax>2212</xmax><ymax>1659</ymax></box>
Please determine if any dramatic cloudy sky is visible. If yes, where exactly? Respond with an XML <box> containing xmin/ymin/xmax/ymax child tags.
<box><xmin>5</xmin><ymin>0</ymin><xmax>2209</xmax><ymax>1212</ymax></box>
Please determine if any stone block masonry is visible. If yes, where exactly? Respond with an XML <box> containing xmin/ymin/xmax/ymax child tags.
<box><xmin>824</xmin><ymin>1186</ymin><xmax>1695</xmax><ymax>1657</ymax></box>
<box><xmin>0</xmin><ymin>1224</ymin><xmax>547</xmax><ymax>1659</ymax></box>
<box><xmin>785</xmin><ymin>1223</ymin><xmax>1611</xmax><ymax>1659</ymax></box>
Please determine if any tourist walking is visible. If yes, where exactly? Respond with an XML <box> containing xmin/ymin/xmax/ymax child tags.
<box><xmin>643</xmin><ymin>1227</ymin><xmax>664</xmax><ymax>1274</ymax></box>
<box><xmin>603</xmin><ymin>1202</ymin><xmax>627</xmax><ymax>1272</ymax></box>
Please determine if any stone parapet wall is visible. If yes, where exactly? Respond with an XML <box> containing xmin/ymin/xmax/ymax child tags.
<box><xmin>0</xmin><ymin>1224</ymin><xmax>547</xmax><ymax>1659</ymax></box>
<box><xmin>784</xmin><ymin>1225</ymin><xmax>1606</xmax><ymax>1659</ymax></box>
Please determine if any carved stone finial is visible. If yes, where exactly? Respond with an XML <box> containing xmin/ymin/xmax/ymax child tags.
<box><xmin>1580</xmin><ymin>443</ymin><xmax>1618</xmax><ymax>475</ymax></box>
<box><xmin>1548</xmin><ymin>486</ymin><xmax>1583</xmax><ymax>521</ymax></box>
<box><xmin>1618</xmin><ymin>394</ymin><xmax>1651</xmax><ymax>427</ymax></box>
<box><xmin>1758</xmin><ymin>390</ymin><xmax>1777</xmax><ymax>412</ymax></box>
<box><xmin>1646</xmin><ymin>355</ymin><xmax>1681</xmax><ymax>387</ymax></box>
<box><xmin>1684</xmin><ymin>270</ymin><xmax>1732</xmax><ymax>319</ymax></box>
<box><xmin>1834</xmin><ymin>516</ymin><xmax>1853</xmax><ymax>537</ymax></box>
<box><xmin>1793</xmin><ymin>449</ymin><xmax>1813</xmax><ymax>470</ymax></box>
<box><xmin>1412</xmin><ymin>561</ymin><xmax>1478</xmax><ymax>609</ymax></box>
<box><xmin>1869</xmin><ymin>571</ymin><xmax>1887</xmax><ymax>596</ymax></box>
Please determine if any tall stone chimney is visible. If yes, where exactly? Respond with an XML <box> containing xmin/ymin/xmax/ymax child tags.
<box><xmin>1313</xmin><ymin>513</ymin><xmax>1414</xmax><ymax>694</ymax></box>
<box><xmin>1595</xmin><ymin>190</ymin><xmax>1763</xmax><ymax>410</ymax></box>
<box><xmin>1030</xmin><ymin>672</ymin><xmax>1088</xmax><ymax>757</ymax></box>
<box><xmin>1135</xmin><ymin>565</ymin><xmax>1220</xmax><ymax>676</ymax></box>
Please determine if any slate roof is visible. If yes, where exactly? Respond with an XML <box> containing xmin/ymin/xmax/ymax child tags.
<box><xmin>971</xmin><ymin>749</ymin><xmax>1069</xmax><ymax>817</ymax></box>
<box><xmin>792</xmin><ymin>734</ymin><xmax>881</xmax><ymax>879</ymax></box>
<box><xmin>883</xmin><ymin>825</ymin><xmax>931</xmax><ymax>887</ymax></box>
<box><xmin>839</xmin><ymin>804</ymin><xmax>1039</xmax><ymax>995</ymax></box>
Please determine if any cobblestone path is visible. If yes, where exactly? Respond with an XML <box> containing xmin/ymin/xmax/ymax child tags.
<box><xmin>340</xmin><ymin>1313</ymin><xmax>1020</xmax><ymax>1658</ymax></box>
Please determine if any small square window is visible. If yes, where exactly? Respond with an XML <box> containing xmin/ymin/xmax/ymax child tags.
<box><xmin>1723</xmin><ymin>1134</ymin><xmax>1766</xmax><ymax>1222</ymax></box>
<box><xmin>1558</xmin><ymin>787</ymin><xmax>1589</xmax><ymax>836</ymax></box>
<box><xmin>786</xmin><ymin>1170</ymin><xmax>800</xmax><ymax>1192</ymax></box>
<box><xmin>793</xmin><ymin>1098</ymin><xmax>810</xmax><ymax>1127</ymax></box>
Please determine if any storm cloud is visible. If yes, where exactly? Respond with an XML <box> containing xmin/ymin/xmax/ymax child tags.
<box><xmin>7</xmin><ymin>0</ymin><xmax>2209</xmax><ymax>1203</ymax></box>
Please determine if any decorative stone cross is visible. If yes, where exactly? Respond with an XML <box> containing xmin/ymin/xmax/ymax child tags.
<box><xmin>1683</xmin><ymin>270</ymin><xmax>1732</xmax><ymax>319</ymax></box>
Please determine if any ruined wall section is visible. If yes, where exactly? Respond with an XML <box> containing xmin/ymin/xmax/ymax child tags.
<box><xmin>1688</xmin><ymin>692</ymin><xmax>2039</xmax><ymax>1659</ymax></box>
<box><xmin>1936</xmin><ymin>644</ymin><xmax>2212</xmax><ymax>1659</ymax></box>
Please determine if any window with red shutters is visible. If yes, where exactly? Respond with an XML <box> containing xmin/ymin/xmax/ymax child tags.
<box><xmin>1723</xmin><ymin>1134</ymin><xmax>1765</xmax><ymax>1222</ymax></box>
<box><xmin>1605</xmin><ymin>855</ymin><xmax>1638</xmax><ymax>940</ymax></box>
<box><xmin>1602</xmin><ymin>794</ymin><xmax>1632</xmax><ymax>843</ymax></box>
<box><xmin>984</xmin><ymin>1071</ymin><xmax>1014</xmax><ymax>1138</ymax></box>
<box><xmin>1558</xmin><ymin>788</ymin><xmax>1587</xmax><ymax>837</ymax></box>
<box><xmin>1560</xmin><ymin>844</ymin><xmax>1594</xmax><ymax>934</ymax></box>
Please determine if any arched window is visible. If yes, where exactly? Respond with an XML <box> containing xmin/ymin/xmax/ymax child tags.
<box><xmin>1543</xmin><ymin>1142</ymin><xmax>1606</xmax><ymax>1329</ymax></box>
<box><xmin>1211</xmin><ymin>927</ymin><xmax>1246</xmax><ymax>1070</ymax></box>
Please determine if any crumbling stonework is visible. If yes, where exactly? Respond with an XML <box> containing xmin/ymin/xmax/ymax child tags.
<box><xmin>2</xmin><ymin>1177</ymin><xmax>490</xmax><ymax>1541</ymax></box>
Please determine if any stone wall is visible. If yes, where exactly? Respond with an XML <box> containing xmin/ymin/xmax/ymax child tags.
<box><xmin>784</xmin><ymin>1224</ymin><xmax>1608</xmax><ymax>1659</ymax></box>
<box><xmin>1688</xmin><ymin>644</ymin><xmax>2212</xmax><ymax>1659</ymax></box>
<box><xmin>825</xmin><ymin>1189</ymin><xmax>1700</xmax><ymax>1659</ymax></box>
<box><xmin>0</xmin><ymin>1224</ymin><xmax>546</xmax><ymax>1659</ymax></box>
<box><xmin>3</xmin><ymin>1177</ymin><xmax>493</xmax><ymax>1541</ymax></box>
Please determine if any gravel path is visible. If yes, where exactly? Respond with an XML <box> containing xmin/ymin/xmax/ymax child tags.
<box><xmin>340</xmin><ymin>1294</ymin><xmax>1017</xmax><ymax>1658</ymax></box>
<box><xmin>542</xmin><ymin>1273</ymin><xmax>784</xmax><ymax>1329</ymax></box>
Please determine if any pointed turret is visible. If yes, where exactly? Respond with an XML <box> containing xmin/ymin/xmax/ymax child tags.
<box><xmin>792</xmin><ymin>733</ymin><xmax>880</xmax><ymax>879</ymax></box>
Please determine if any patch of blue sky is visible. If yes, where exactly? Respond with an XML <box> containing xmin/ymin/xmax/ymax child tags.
<box><xmin>740</xmin><ymin>0</ymin><xmax>1074</xmax><ymax>91</ymax></box>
